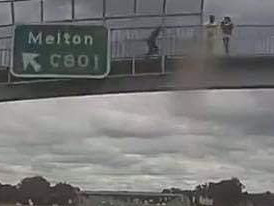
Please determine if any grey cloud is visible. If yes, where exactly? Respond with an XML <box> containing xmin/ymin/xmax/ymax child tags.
<box><xmin>75</xmin><ymin>0</ymin><xmax>103</xmax><ymax>18</ymax></box>
<box><xmin>2</xmin><ymin>0</ymin><xmax>274</xmax><ymax>26</ymax></box>
<box><xmin>1</xmin><ymin>91</ymin><xmax>274</xmax><ymax>192</ymax></box>
<box><xmin>170</xmin><ymin>90</ymin><xmax>274</xmax><ymax>137</ymax></box>
<box><xmin>0</xmin><ymin>3</ymin><xmax>12</xmax><ymax>24</ymax></box>
<box><xmin>14</xmin><ymin>0</ymin><xmax>41</xmax><ymax>23</ymax></box>
<box><xmin>48</xmin><ymin>141</ymin><xmax>142</xmax><ymax>168</ymax></box>
<box><xmin>206</xmin><ymin>0</ymin><xmax>274</xmax><ymax>24</ymax></box>
<box><xmin>43</xmin><ymin>0</ymin><xmax>72</xmax><ymax>21</ymax></box>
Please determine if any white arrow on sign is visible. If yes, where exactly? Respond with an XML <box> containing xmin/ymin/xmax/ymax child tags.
<box><xmin>22</xmin><ymin>53</ymin><xmax>42</xmax><ymax>72</ymax></box>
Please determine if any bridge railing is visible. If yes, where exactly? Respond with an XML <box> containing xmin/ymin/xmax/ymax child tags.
<box><xmin>111</xmin><ymin>25</ymin><xmax>274</xmax><ymax>59</ymax></box>
<box><xmin>111</xmin><ymin>26</ymin><xmax>202</xmax><ymax>58</ymax></box>
<box><xmin>1</xmin><ymin>25</ymin><xmax>274</xmax><ymax>68</ymax></box>
<box><xmin>0</xmin><ymin>34</ymin><xmax>12</xmax><ymax>68</ymax></box>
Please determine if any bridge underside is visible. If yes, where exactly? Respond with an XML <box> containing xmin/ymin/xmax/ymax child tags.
<box><xmin>0</xmin><ymin>56</ymin><xmax>274</xmax><ymax>102</ymax></box>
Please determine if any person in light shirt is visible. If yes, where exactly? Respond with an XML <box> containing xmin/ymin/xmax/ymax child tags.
<box><xmin>205</xmin><ymin>15</ymin><xmax>219</xmax><ymax>55</ymax></box>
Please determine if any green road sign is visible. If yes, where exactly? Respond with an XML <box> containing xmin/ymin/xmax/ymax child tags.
<box><xmin>12</xmin><ymin>24</ymin><xmax>110</xmax><ymax>79</ymax></box>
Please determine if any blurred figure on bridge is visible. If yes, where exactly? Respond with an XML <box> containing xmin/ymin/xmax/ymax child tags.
<box><xmin>221</xmin><ymin>16</ymin><xmax>234</xmax><ymax>55</ymax></box>
<box><xmin>146</xmin><ymin>26</ymin><xmax>162</xmax><ymax>56</ymax></box>
<box><xmin>205</xmin><ymin>15</ymin><xmax>219</xmax><ymax>55</ymax></box>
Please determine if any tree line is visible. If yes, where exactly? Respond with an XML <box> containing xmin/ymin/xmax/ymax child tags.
<box><xmin>163</xmin><ymin>178</ymin><xmax>243</xmax><ymax>206</ymax></box>
<box><xmin>0</xmin><ymin>176</ymin><xmax>273</xmax><ymax>206</ymax></box>
<box><xmin>0</xmin><ymin>176</ymin><xmax>80</xmax><ymax>205</ymax></box>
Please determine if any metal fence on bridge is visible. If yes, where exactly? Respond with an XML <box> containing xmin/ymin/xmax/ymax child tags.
<box><xmin>0</xmin><ymin>0</ymin><xmax>274</xmax><ymax>70</ymax></box>
<box><xmin>1</xmin><ymin>25</ymin><xmax>274</xmax><ymax>68</ymax></box>
<box><xmin>110</xmin><ymin>25</ymin><xmax>274</xmax><ymax>58</ymax></box>
<box><xmin>0</xmin><ymin>0</ymin><xmax>204</xmax><ymax>69</ymax></box>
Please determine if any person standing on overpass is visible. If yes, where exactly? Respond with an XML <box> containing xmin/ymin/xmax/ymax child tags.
<box><xmin>221</xmin><ymin>16</ymin><xmax>234</xmax><ymax>55</ymax></box>
<box><xmin>146</xmin><ymin>26</ymin><xmax>162</xmax><ymax>56</ymax></box>
<box><xmin>205</xmin><ymin>15</ymin><xmax>219</xmax><ymax>55</ymax></box>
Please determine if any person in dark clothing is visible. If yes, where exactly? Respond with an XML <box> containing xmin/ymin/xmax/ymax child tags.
<box><xmin>221</xmin><ymin>16</ymin><xmax>234</xmax><ymax>55</ymax></box>
<box><xmin>147</xmin><ymin>26</ymin><xmax>162</xmax><ymax>56</ymax></box>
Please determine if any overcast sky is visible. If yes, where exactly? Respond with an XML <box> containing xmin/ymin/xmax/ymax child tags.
<box><xmin>1</xmin><ymin>0</ymin><xmax>274</xmax><ymax>25</ymax></box>
<box><xmin>0</xmin><ymin>0</ymin><xmax>274</xmax><ymax>193</ymax></box>
<box><xmin>1</xmin><ymin>90</ymin><xmax>274</xmax><ymax>193</ymax></box>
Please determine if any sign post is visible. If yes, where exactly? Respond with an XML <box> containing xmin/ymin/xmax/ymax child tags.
<box><xmin>12</xmin><ymin>24</ymin><xmax>110</xmax><ymax>79</ymax></box>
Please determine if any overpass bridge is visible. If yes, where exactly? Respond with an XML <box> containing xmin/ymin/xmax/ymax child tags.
<box><xmin>0</xmin><ymin>0</ymin><xmax>274</xmax><ymax>102</ymax></box>
<box><xmin>0</xmin><ymin>25</ymin><xmax>274</xmax><ymax>102</ymax></box>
